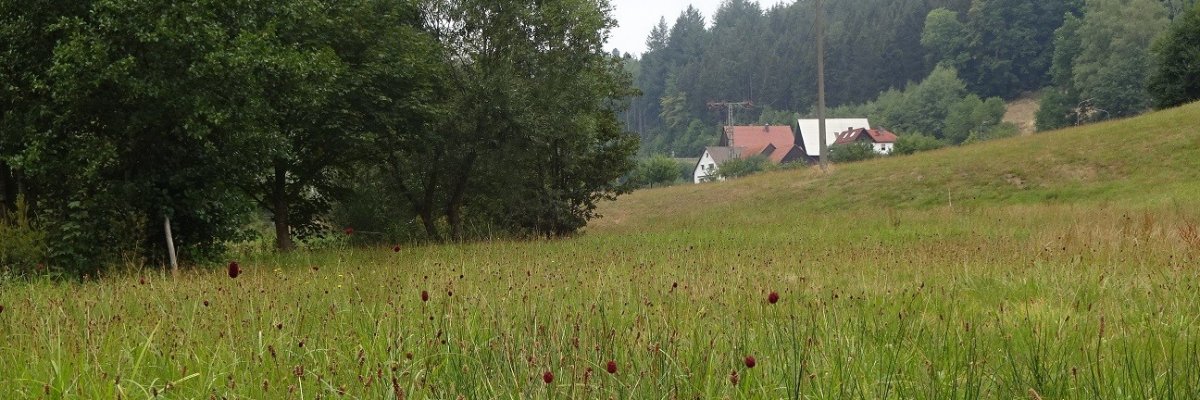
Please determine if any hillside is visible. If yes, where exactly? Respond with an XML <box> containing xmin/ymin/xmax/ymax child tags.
<box><xmin>595</xmin><ymin>101</ymin><xmax>1200</xmax><ymax>234</ymax></box>
<box><xmin>2</xmin><ymin>104</ymin><xmax>1199</xmax><ymax>398</ymax></box>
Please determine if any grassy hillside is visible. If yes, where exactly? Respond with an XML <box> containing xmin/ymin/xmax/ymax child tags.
<box><xmin>596</xmin><ymin>101</ymin><xmax>1200</xmax><ymax>234</ymax></box>
<box><xmin>1</xmin><ymin>103</ymin><xmax>1199</xmax><ymax>399</ymax></box>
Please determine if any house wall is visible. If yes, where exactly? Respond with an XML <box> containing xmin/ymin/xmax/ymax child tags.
<box><xmin>874</xmin><ymin>143</ymin><xmax>894</xmax><ymax>155</ymax></box>
<box><xmin>693</xmin><ymin>151</ymin><xmax>721</xmax><ymax>184</ymax></box>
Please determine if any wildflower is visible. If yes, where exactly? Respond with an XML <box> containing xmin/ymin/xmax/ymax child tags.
<box><xmin>606</xmin><ymin>360</ymin><xmax>618</xmax><ymax>374</ymax></box>
<box><xmin>542</xmin><ymin>370</ymin><xmax>554</xmax><ymax>384</ymax></box>
<box><xmin>744</xmin><ymin>355</ymin><xmax>757</xmax><ymax>368</ymax></box>
<box><xmin>421</xmin><ymin>290</ymin><xmax>430</xmax><ymax>302</ymax></box>
<box><xmin>768</xmin><ymin>291</ymin><xmax>779</xmax><ymax>304</ymax></box>
<box><xmin>344</xmin><ymin>227</ymin><xmax>354</xmax><ymax>235</ymax></box>
<box><xmin>393</xmin><ymin>245</ymin><xmax>401</xmax><ymax>253</ymax></box>
<box><xmin>228</xmin><ymin>261</ymin><xmax>241</xmax><ymax>279</ymax></box>
<box><xmin>730</xmin><ymin>370</ymin><xmax>740</xmax><ymax>385</ymax></box>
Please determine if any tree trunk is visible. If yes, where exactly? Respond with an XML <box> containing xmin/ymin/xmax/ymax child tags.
<box><xmin>445</xmin><ymin>151</ymin><xmax>478</xmax><ymax>242</ymax></box>
<box><xmin>271</xmin><ymin>165</ymin><xmax>294</xmax><ymax>251</ymax></box>
<box><xmin>418</xmin><ymin>207</ymin><xmax>439</xmax><ymax>240</ymax></box>
<box><xmin>0</xmin><ymin>161</ymin><xmax>12</xmax><ymax>215</ymax></box>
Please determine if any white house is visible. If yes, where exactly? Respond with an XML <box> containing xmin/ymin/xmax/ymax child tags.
<box><xmin>796</xmin><ymin>118</ymin><xmax>871</xmax><ymax>161</ymax></box>
<box><xmin>833</xmin><ymin>127</ymin><xmax>899</xmax><ymax>154</ymax></box>
<box><xmin>692</xmin><ymin>125</ymin><xmax>804</xmax><ymax>184</ymax></box>
<box><xmin>693</xmin><ymin>146</ymin><xmax>738</xmax><ymax>183</ymax></box>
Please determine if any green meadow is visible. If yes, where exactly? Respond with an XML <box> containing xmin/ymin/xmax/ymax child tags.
<box><xmin>2</xmin><ymin>103</ymin><xmax>1200</xmax><ymax>398</ymax></box>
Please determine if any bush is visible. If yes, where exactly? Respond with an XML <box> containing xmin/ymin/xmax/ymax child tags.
<box><xmin>0</xmin><ymin>196</ymin><xmax>46</xmax><ymax>275</ymax></box>
<box><xmin>892</xmin><ymin>134</ymin><xmax>947</xmax><ymax>155</ymax></box>
<box><xmin>830</xmin><ymin>142</ymin><xmax>879</xmax><ymax>163</ymax></box>
<box><xmin>632</xmin><ymin>155</ymin><xmax>680</xmax><ymax>188</ymax></box>
<box><xmin>718</xmin><ymin>155</ymin><xmax>772</xmax><ymax>179</ymax></box>
<box><xmin>964</xmin><ymin>122</ymin><xmax>1020</xmax><ymax>144</ymax></box>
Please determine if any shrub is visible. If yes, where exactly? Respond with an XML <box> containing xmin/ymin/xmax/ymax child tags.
<box><xmin>718</xmin><ymin>155</ymin><xmax>772</xmax><ymax>179</ymax></box>
<box><xmin>830</xmin><ymin>142</ymin><xmax>879</xmax><ymax>163</ymax></box>
<box><xmin>632</xmin><ymin>155</ymin><xmax>680</xmax><ymax>188</ymax></box>
<box><xmin>893</xmin><ymin>134</ymin><xmax>947</xmax><ymax>155</ymax></box>
<box><xmin>964</xmin><ymin>122</ymin><xmax>1020</xmax><ymax>144</ymax></box>
<box><xmin>0</xmin><ymin>196</ymin><xmax>46</xmax><ymax>275</ymax></box>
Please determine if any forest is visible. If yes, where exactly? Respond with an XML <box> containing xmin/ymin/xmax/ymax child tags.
<box><xmin>1</xmin><ymin>0</ymin><xmax>637</xmax><ymax>273</ymax></box>
<box><xmin>623</xmin><ymin>0</ymin><xmax>1200</xmax><ymax>157</ymax></box>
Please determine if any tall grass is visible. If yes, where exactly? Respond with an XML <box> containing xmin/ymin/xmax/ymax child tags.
<box><xmin>1</xmin><ymin>103</ymin><xmax>1199</xmax><ymax>398</ymax></box>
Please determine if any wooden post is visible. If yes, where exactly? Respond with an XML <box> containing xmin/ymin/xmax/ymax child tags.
<box><xmin>816</xmin><ymin>0</ymin><xmax>828</xmax><ymax>172</ymax></box>
<box><xmin>164</xmin><ymin>215</ymin><xmax>178</xmax><ymax>275</ymax></box>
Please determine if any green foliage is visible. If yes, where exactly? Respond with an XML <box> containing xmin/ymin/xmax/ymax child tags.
<box><xmin>944</xmin><ymin>95</ymin><xmax>1007</xmax><ymax>144</ymax></box>
<box><xmin>2</xmin><ymin>0</ymin><xmax>640</xmax><ymax>270</ymax></box>
<box><xmin>829</xmin><ymin>142</ymin><xmax>879</xmax><ymax>163</ymax></box>
<box><xmin>632</xmin><ymin>155</ymin><xmax>680</xmax><ymax>188</ymax></box>
<box><xmin>1036</xmin><ymin>89</ymin><xmax>1079</xmax><ymax>131</ymax></box>
<box><xmin>717</xmin><ymin>155</ymin><xmax>771</xmax><ymax>179</ymax></box>
<box><xmin>964</xmin><ymin>122</ymin><xmax>1020</xmax><ymax>144</ymax></box>
<box><xmin>922</xmin><ymin>0</ymin><xmax>1083</xmax><ymax>98</ymax></box>
<box><xmin>1149</xmin><ymin>2</ymin><xmax>1200</xmax><ymax>109</ymax></box>
<box><xmin>892</xmin><ymin>134</ymin><xmax>947</xmax><ymax>155</ymax></box>
<box><xmin>921</xmin><ymin>8</ymin><xmax>970</xmax><ymax>66</ymax></box>
<box><xmin>757</xmin><ymin>106</ymin><xmax>799</xmax><ymax>126</ymax></box>
<box><xmin>1071</xmin><ymin>0</ymin><xmax>1168</xmax><ymax>118</ymax></box>
<box><xmin>391</xmin><ymin>0</ymin><xmax>639</xmax><ymax>239</ymax></box>
<box><xmin>0</xmin><ymin>196</ymin><xmax>46</xmax><ymax>273</ymax></box>
<box><xmin>876</xmin><ymin>66</ymin><xmax>968</xmax><ymax>139</ymax></box>
<box><xmin>829</xmin><ymin>66</ymin><xmax>1004</xmax><ymax>145</ymax></box>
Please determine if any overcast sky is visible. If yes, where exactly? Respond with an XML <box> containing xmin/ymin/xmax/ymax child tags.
<box><xmin>607</xmin><ymin>0</ymin><xmax>793</xmax><ymax>56</ymax></box>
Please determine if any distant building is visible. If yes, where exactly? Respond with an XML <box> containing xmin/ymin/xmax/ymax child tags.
<box><xmin>834</xmin><ymin>127</ymin><xmax>899</xmax><ymax>154</ymax></box>
<box><xmin>693</xmin><ymin>125</ymin><xmax>804</xmax><ymax>183</ymax></box>
<box><xmin>796</xmin><ymin>118</ymin><xmax>871</xmax><ymax>162</ymax></box>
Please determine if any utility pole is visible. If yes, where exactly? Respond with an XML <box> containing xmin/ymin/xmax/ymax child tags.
<box><xmin>707</xmin><ymin>101</ymin><xmax>754</xmax><ymax>127</ymax></box>
<box><xmin>816</xmin><ymin>0</ymin><xmax>828</xmax><ymax>172</ymax></box>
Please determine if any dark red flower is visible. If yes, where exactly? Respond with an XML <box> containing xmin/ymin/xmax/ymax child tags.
<box><xmin>542</xmin><ymin>370</ymin><xmax>554</xmax><ymax>384</ymax></box>
<box><xmin>139</xmin><ymin>276</ymin><xmax>147</xmax><ymax>285</ymax></box>
<box><xmin>228</xmin><ymin>261</ymin><xmax>241</xmax><ymax>279</ymax></box>
<box><xmin>343</xmin><ymin>227</ymin><xmax>355</xmax><ymax>235</ymax></box>
<box><xmin>420</xmin><ymin>290</ymin><xmax>429</xmax><ymax>302</ymax></box>
<box><xmin>767</xmin><ymin>291</ymin><xmax>779</xmax><ymax>304</ymax></box>
<box><xmin>730</xmin><ymin>370</ymin><xmax>740</xmax><ymax>385</ymax></box>
<box><xmin>606</xmin><ymin>360</ymin><xmax>618</xmax><ymax>374</ymax></box>
<box><xmin>393</xmin><ymin>245</ymin><xmax>402</xmax><ymax>253</ymax></box>
<box><xmin>744</xmin><ymin>355</ymin><xmax>757</xmax><ymax>368</ymax></box>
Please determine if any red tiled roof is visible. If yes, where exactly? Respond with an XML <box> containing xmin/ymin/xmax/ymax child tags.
<box><xmin>723</xmin><ymin>126</ymin><xmax>800</xmax><ymax>163</ymax></box>
<box><xmin>834</xmin><ymin>128</ymin><xmax>898</xmax><ymax>145</ymax></box>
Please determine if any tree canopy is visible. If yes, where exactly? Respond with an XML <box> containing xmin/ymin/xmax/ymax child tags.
<box><xmin>0</xmin><ymin>0</ymin><xmax>638</xmax><ymax>273</ymax></box>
